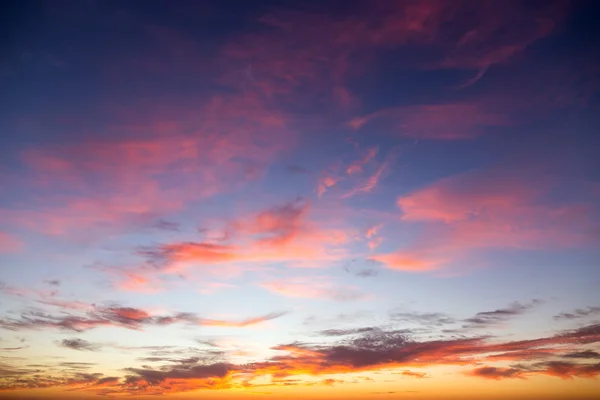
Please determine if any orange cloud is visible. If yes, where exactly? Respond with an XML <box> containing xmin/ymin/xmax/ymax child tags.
<box><xmin>2</xmin><ymin>321</ymin><xmax>599</xmax><ymax>395</ymax></box>
<box><xmin>105</xmin><ymin>199</ymin><xmax>355</xmax><ymax>292</ymax></box>
<box><xmin>370</xmin><ymin>252</ymin><xmax>443</xmax><ymax>272</ymax></box>
<box><xmin>199</xmin><ymin>311</ymin><xmax>288</xmax><ymax>328</ymax></box>
<box><xmin>400</xmin><ymin>370</ymin><xmax>428</xmax><ymax>378</ymax></box>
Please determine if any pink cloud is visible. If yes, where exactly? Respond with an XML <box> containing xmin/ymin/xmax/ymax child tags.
<box><xmin>8</xmin><ymin>94</ymin><xmax>293</xmax><ymax>238</ymax></box>
<box><xmin>260</xmin><ymin>277</ymin><xmax>367</xmax><ymax>301</ymax></box>
<box><xmin>346</xmin><ymin>147</ymin><xmax>378</xmax><ymax>175</ymax></box>
<box><xmin>349</xmin><ymin>103</ymin><xmax>510</xmax><ymax>140</ymax></box>
<box><xmin>373</xmin><ymin>168</ymin><xmax>597</xmax><ymax>271</ymax></box>
<box><xmin>0</xmin><ymin>232</ymin><xmax>24</xmax><ymax>253</ymax></box>
<box><xmin>222</xmin><ymin>1</ymin><xmax>565</xmax><ymax>110</ymax></box>
<box><xmin>365</xmin><ymin>224</ymin><xmax>383</xmax><ymax>250</ymax></box>
<box><xmin>317</xmin><ymin>175</ymin><xmax>339</xmax><ymax>198</ymax></box>
<box><xmin>342</xmin><ymin>157</ymin><xmax>392</xmax><ymax>198</ymax></box>
<box><xmin>108</xmin><ymin>200</ymin><xmax>355</xmax><ymax>292</ymax></box>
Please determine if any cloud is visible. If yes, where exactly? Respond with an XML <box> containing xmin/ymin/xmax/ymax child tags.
<box><xmin>344</xmin><ymin>265</ymin><xmax>379</xmax><ymax>278</ymax></box>
<box><xmin>0</xmin><ymin>232</ymin><xmax>24</xmax><ymax>253</ymax></box>
<box><xmin>125</xmin><ymin>362</ymin><xmax>233</xmax><ymax>385</ymax></box>
<box><xmin>198</xmin><ymin>311</ymin><xmax>288</xmax><ymax>328</ymax></box>
<box><xmin>0</xmin><ymin>346</ymin><xmax>28</xmax><ymax>351</ymax></box>
<box><xmin>400</xmin><ymin>370</ymin><xmax>428</xmax><ymax>379</ymax></box>
<box><xmin>0</xmin><ymin>304</ymin><xmax>288</xmax><ymax>332</ymax></box>
<box><xmin>390</xmin><ymin>311</ymin><xmax>456</xmax><ymax>327</ymax></box>
<box><xmin>317</xmin><ymin>175</ymin><xmax>339</xmax><ymax>198</ymax></box>
<box><xmin>115</xmin><ymin>199</ymin><xmax>354</xmax><ymax>291</ymax></box>
<box><xmin>535</xmin><ymin>361</ymin><xmax>600</xmax><ymax>379</ymax></box>
<box><xmin>463</xmin><ymin>300</ymin><xmax>542</xmax><ymax>328</ymax></box>
<box><xmin>319</xmin><ymin>327</ymin><xmax>380</xmax><ymax>337</ymax></box>
<box><xmin>554</xmin><ymin>306</ymin><xmax>600</xmax><ymax>321</ymax></box>
<box><xmin>223</xmin><ymin>1</ymin><xmax>565</xmax><ymax>105</ymax></box>
<box><xmin>285</xmin><ymin>165</ymin><xmax>308</xmax><ymax>175</ymax></box>
<box><xmin>563</xmin><ymin>351</ymin><xmax>600</xmax><ymax>359</ymax></box>
<box><xmin>1</xmin><ymin>321</ymin><xmax>600</xmax><ymax>394</ymax></box>
<box><xmin>342</xmin><ymin>159</ymin><xmax>391</xmax><ymax>198</ymax></box>
<box><xmin>153</xmin><ymin>219</ymin><xmax>181</xmax><ymax>232</ymax></box>
<box><xmin>344</xmin><ymin>260</ymin><xmax>380</xmax><ymax>278</ymax></box>
<box><xmin>5</xmin><ymin>93</ymin><xmax>293</xmax><ymax>239</ymax></box>
<box><xmin>373</xmin><ymin>167</ymin><xmax>597</xmax><ymax>272</ymax></box>
<box><xmin>470</xmin><ymin>361</ymin><xmax>600</xmax><ymax>381</ymax></box>
<box><xmin>469</xmin><ymin>366</ymin><xmax>526</xmax><ymax>380</ymax></box>
<box><xmin>232</xmin><ymin>198</ymin><xmax>308</xmax><ymax>246</ymax></box>
<box><xmin>58</xmin><ymin>338</ymin><xmax>101</xmax><ymax>351</ymax></box>
<box><xmin>346</xmin><ymin>147</ymin><xmax>378</xmax><ymax>175</ymax></box>
<box><xmin>260</xmin><ymin>277</ymin><xmax>367</xmax><ymax>301</ymax></box>
<box><xmin>348</xmin><ymin>103</ymin><xmax>510</xmax><ymax>140</ymax></box>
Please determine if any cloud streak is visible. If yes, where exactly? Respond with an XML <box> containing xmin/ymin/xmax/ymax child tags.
<box><xmin>0</xmin><ymin>305</ymin><xmax>287</xmax><ymax>332</ymax></box>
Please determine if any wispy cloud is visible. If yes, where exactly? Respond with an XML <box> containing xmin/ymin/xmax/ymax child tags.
<box><xmin>58</xmin><ymin>338</ymin><xmax>101</xmax><ymax>351</ymax></box>
<box><xmin>0</xmin><ymin>231</ymin><xmax>24</xmax><ymax>253</ymax></box>
<box><xmin>373</xmin><ymin>166</ymin><xmax>597</xmax><ymax>272</ymax></box>
<box><xmin>554</xmin><ymin>306</ymin><xmax>600</xmax><ymax>321</ymax></box>
<box><xmin>348</xmin><ymin>103</ymin><xmax>509</xmax><ymax>140</ymax></box>
<box><xmin>0</xmin><ymin>304</ymin><xmax>288</xmax><ymax>332</ymax></box>
<box><xmin>260</xmin><ymin>277</ymin><xmax>368</xmax><ymax>301</ymax></box>
<box><xmin>463</xmin><ymin>300</ymin><xmax>543</xmax><ymax>328</ymax></box>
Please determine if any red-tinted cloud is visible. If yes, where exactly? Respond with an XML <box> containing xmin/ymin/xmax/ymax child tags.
<box><xmin>1</xmin><ymin>318</ymin><xmax>599</xmax><ymax>395</ymax></box>
<box><xmin>223</xmin><ymin>1</ymin><xmax>565</xmax><ymax>106</ymax></box>
<box><xmin>112</xmin><ymin>199</ymin><xmax>354</xmax><ymax>292</ymax></box>
<box><xmin>7</xmin><ymin>94</ymin><xmax>292</xmax><ymax>238</ymax></box>
<box><xmin>469</xmin><ymin>366</ymin><xmax>526</xmax><ymax>380</ymax></box>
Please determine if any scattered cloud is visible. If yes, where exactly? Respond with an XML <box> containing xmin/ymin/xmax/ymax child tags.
<box><xmin>554</xmin><ymin>306</ymin><xmax>600</xmax><ymax>321</ymax></box>
<box><xmin>400</xmin><ymin>370</ymin><xmax>428</xmax><ymax>379</ymax></box>
<box><xmin>319</xmin><ymin>327</ymin><xmax>380</xmax><ymax>337</ymax></box>
<box><xmin>463</xmin><ymin>300</ymin><xmax>543</xmax><ymax>328</ymax></box>
<box><xmin>153</xmin><ymin>219</ymin><xmax>181</xmax><ymax>232</ymax></box>
<box><xmin>58</xmin><ymin>338</ymin><xmax>101</xmax><ymax>351</ymax></box>
<box><xmin>0</xmin><ymin>304</ymin><xmax>288</xmax><ymax>332</ymax></box>
<box><xmin>469</xmin><ymin>366</ymin><xmax>526</xmax><ymax>380</ymax></box>
<box><xmin>1</xmin><ymin>320</ymin><xmax>599</xmax><ymax>394</ymax></box>
<box><xmin>390</xmin><ymin>311</ymin><xmax>456</xmax><ymax>327</ymax></box>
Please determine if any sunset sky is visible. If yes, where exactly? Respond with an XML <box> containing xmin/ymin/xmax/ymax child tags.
<box><xmin>1</xmin><ymin>0</ymin><xmax>599</xmax><ymax>399</ymax></box>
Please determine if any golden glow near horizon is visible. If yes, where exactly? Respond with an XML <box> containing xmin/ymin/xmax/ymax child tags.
<box><xmin>1</xmin><ymin>0</ymin><xmax>599</xmax><ymax>399</ymax></box>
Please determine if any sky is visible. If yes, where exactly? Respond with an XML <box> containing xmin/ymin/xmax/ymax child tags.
<box><xmin>0</xmin><ymin>0</ymin><xmax>599</xmax><ymax>399</ymax></box>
